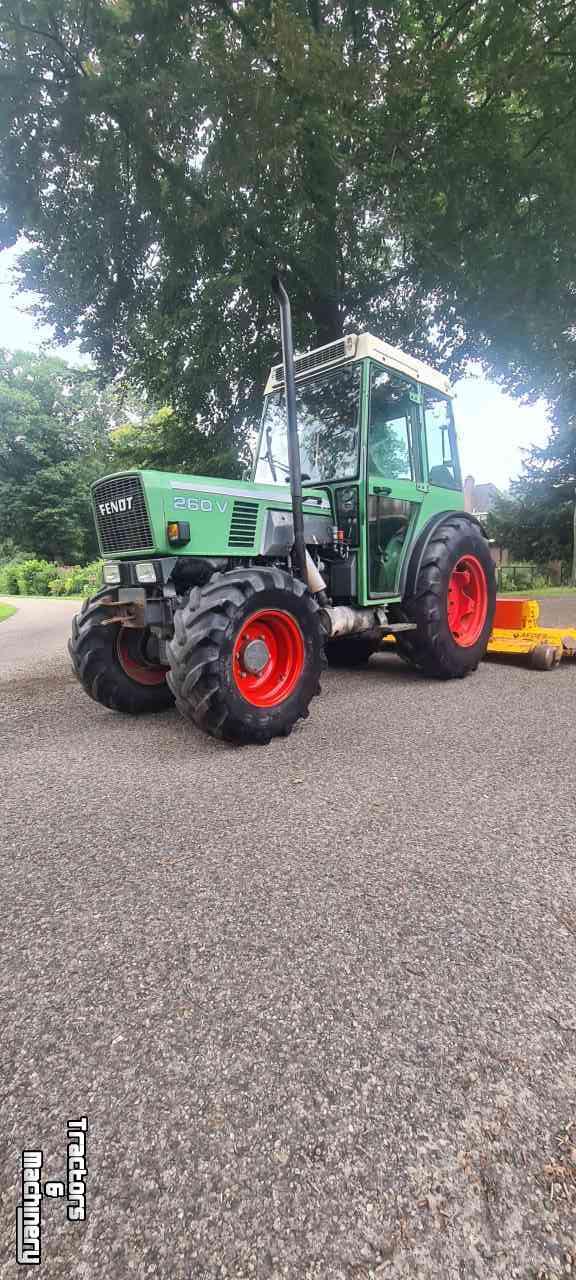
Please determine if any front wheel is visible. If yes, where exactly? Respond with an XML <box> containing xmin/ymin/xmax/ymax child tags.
<box><xmin>167</xmin><ymin>568</ymin><xmax>323</xmax><ymax>744</ymax></box>
<box><xmin>396</xmin><ymin>517</ymin><xmax>496</xmax><ymax>678</ymax></box>
<box><xmin>69</xmin><ymin>592</ymin><xmax>174</xmax><ymax>714</ymax></box>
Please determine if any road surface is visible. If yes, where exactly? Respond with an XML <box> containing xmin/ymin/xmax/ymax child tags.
<box><xmin>1</xmin><ymin>595</ymin><xmax>576</xmax><ymax>1278</ymax></box>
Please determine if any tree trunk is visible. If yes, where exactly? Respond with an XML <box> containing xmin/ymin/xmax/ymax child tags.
<box><xmin>308</xmin><ymin>292</ymin><xmax>343</xmax><ymax>344</ymax></box>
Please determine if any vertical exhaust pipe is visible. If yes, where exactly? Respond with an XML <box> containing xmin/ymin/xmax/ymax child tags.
<box><xmin>271</xmin><ymin>273</ymin><xmax>309</xmax><ymax>588</ymax></box>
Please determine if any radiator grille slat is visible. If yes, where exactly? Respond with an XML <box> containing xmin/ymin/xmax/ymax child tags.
<box><xmin>93</xmin><ymin>475</ymin><xmax>153</xmax><ymax>554</ymax></box>
<box><xmin>228</xmin><ymin>500</ymin><xmax>259</xmax><ymax>549</ymax></box>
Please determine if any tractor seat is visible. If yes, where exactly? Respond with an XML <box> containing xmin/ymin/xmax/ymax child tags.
<box><xmin>429</xmin><ymin>464</ymin><xmax>455</xmax><ymax>487</ymax></box>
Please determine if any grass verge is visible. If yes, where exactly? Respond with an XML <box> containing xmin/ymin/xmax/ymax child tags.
<box><xmin>0</xmin><ymin>603</ymin><xmax>17</xmax><ymax>622</ymax></box>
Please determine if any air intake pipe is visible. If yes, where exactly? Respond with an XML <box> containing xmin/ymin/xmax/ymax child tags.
<box><xmin>271</xmin><ymin>273</ymin><xmax>309</xmax><ymax>590</ymax></box>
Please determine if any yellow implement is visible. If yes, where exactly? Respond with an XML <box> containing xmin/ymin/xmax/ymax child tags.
<box><xmin>383</xmin><ymin>598</ymin><xmax>576</xmax><ymax>669</ymax></box>
<box><xmin>486</xmin><ymin>598</ymin><xmax>576</xmax><ymax>669</ymax></box>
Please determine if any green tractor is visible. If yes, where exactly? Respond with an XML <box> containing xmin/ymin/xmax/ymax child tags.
<box><xmin>70</xmin><ymin>277</ymin><xmax>496</xmax><ymax>744</ymax></box>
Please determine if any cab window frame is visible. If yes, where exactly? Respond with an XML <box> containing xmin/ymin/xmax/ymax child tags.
<box><xmin>366</xmin><ymin>362</ymin><xmax>423</xmax><ymax>485</ymax></box>
<box><xmin>253</xmin><ymin>360</ymin><xmax>363</xmax><ymax>488</ymax></box>
<box><xmin>422</xmin><ymin>388</ymin><xmax>461</xmax><ymax>491</ymax></box>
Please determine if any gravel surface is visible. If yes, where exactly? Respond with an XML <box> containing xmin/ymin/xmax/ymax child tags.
<box><xmin>1</xmin><ymin>594</ymin><xmax>576</xmax><ymax>1279</ymax></box>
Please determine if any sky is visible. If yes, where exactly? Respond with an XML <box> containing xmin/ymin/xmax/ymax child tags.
<box><xmin>0</xmin><ymin>243</ymin><xmax>552</xmax><ymax>490</ymax></box>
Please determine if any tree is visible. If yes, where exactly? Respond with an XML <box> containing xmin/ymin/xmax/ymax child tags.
<box><xmin>487</xmin><ymin>416</ymin><xmax>576</xmax><ymax>566</ymax></box>
<box><xmin>1</xmin><ymin>0</ymin><xmax>576</xmax><ymax>474</ymax></box>
<box><xmin>109</xmin><ymin>405</ymin><xmax>241</xmax><ymax>477</ymax></box>
<box><xmin>0</xmin><ymin>350</ymin><xmax>112</xmax><ymax>560</ymax></box>
<box><xmin>487</xmin><ymin>490</ymin><xmax>573</xmax><ymax>564</ymax></box>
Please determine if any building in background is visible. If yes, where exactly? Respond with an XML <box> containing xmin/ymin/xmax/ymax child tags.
<box><xmin>463</xmin><ymin>475</ymin><xmax>507</xmax><ymax>567</ymax></box>
<box><xmin>463</xmin><ymin>476</ymin><xmax>500</xmax><ymax>520</ymax></box>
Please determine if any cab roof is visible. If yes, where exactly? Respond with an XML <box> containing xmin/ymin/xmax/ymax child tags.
<box><xmin>265</xmin><ymin>332</ymin><xmax>452</xmax><ymax>398</ymax></box>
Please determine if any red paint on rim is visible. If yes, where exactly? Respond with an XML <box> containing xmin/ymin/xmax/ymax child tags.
<box><xmin>447</xmin><ymin>555</ymin><xmax>489</xmax><ymax>647</ymax></box>
<box><xmin>232</xmin><ymin>609</ymin><xmax>305</xmax><ymax>707</ymax></box>
<box><xmin>116</xmin><ymin>628</ymin><xmax>168</xmax><ymax>686</ymax></box>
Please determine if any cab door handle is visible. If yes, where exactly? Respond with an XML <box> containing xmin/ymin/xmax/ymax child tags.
<box><xmin>374</xmin><ymin>486</ymin><xmax>392</xmax><ymax>496</ymax></box>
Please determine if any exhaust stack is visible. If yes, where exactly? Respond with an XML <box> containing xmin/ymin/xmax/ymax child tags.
<box><xmin>271</xmin><ymin>274</ymin><xmax>309</xmax><ymax>589</ymax></box>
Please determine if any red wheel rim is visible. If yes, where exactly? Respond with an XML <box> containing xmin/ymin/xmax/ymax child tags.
<box><xmin>447</xmin><ymin>555</ymin><xmax>488</xmax><ymax>647</ymax></box>
<box><xmin>232</xmin><ymin>609</ymin><xmax>305</xmax><ymax>707</ymax></box>
<box><xmin>116</xmin><ymin>628</ymin><xmax>168</xmax><ymax>686</ymax></box>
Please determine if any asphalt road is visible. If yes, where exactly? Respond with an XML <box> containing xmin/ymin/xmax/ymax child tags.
<box><xmin>1</xmin><ymin>595</ymin><xmax>576</xmax><ymax>1279</ymax></box>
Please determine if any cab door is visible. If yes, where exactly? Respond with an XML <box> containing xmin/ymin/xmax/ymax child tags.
<box><xmin>364</xmin><ymin>362</ymin><xmax>426</xmax><ymax>600</ymax></box>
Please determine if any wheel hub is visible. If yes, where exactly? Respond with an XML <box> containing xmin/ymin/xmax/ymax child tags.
<box><xmin>447</xmin><ymin>554</ymin><xmax>488</xmax><ymax>647</ymax></box>
<box><xmin>241</xmin><ymin>637</ymin><xmax>271</xmax><ymax>674</ymax></box>
<box><xmin>116</xmin><ymin>627</ymin><xmax>168</xmax><ymax>686</ymax></box>
<box><xmin>232</xmin><ymin>609</ymin><xmax>305</xmax><ymax>707</ymax></box>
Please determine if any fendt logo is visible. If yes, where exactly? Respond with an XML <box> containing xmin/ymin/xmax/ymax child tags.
<box><xmin>98</xmin><ymin>497</ymin><xmax>134</xmax><ymax>516</ymax></box>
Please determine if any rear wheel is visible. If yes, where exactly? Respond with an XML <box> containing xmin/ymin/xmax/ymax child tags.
<box><xmin>69</xmin><ymin>591</ymin><xmax>174</xmax><ymax>714</ymax></box>
<box><xmin>325</xmin><ymin>635</ymin><xmax>382</xmax><ymax>667</ymax></box>
<box><xmin>167</xmin><ymin>568</ymin><xmax>323</xmax><ymax>743</ymax></box>
<box><xmin>397</xmin><ymin>517</ymin><xmax>496</xmax><ymax>678</ymax></box>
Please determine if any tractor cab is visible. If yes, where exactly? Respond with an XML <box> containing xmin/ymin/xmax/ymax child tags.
<box><xmin>253</xmin><ymin>333</ymin><xmax>463</xmax><ymax>604</ymax></box>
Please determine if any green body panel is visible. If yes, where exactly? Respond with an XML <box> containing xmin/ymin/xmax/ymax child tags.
<box><xmin>91</xmin><ymin>469</ymin><xmax>332</xmax><ymax>559</ymax></box>
<box><xmin>93</xmin><ymin>351</ymin><xmax>465</xmax><ymax>608</ymax></box>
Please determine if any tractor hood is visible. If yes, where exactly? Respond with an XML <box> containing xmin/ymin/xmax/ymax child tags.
<box><xmin>91</xmin><ymin>468</ymin><xmax>333</xmax><ymax>559</ymax></box>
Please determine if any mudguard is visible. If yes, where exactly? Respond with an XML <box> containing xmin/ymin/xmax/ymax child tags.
<box><xmin>399</xmin><ymin>510</ymin><xmax>487</xmax><ymax>600</ymax></box>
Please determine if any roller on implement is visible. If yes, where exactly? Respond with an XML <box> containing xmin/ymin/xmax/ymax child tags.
<box><xmin>70</xmin><ymin>274</ymin><xmax>500</xmax><ymax>744</ymax></box>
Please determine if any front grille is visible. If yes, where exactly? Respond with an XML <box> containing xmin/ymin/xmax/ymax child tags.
<box><xmin>228</xmin><ymin>500</ymin><xmax>259</xmax><ymax>549</ymax></box>
<box><xmin>271</xmin><ymin>335</ymin><xmax>356</xmax><ymax>385</ymax></box>
<box><xmin>92</xmin><ymin>474</ymin><xmax>154</xmax><ymax>554</ymax></box>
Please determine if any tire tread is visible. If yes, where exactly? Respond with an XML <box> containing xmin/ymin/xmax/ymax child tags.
<box><xmin>167</xmin><ymin>567</ymin><xmax>322</xmax><ymax>743</ymax></box>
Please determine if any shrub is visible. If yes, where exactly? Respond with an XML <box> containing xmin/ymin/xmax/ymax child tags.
<box><xmin>0</xmin><ymin>557</ymin><xmax>102</xmax><ymax>596</ymax></box>
<box><xmin>15</xmin><ymin>559</ymin><xmax>59</xmax><ymax>596</ymax></box>
<box><xmin>47</xmin><ymin>573</ymin><xmax>69</xmax><ymax>596</ymax></box>
<box><xmin>0</xmin><ymin>560</ymin><xmax>22</xmax><ymax>594</ymax></box>
<box><xmin>62</xmin><ymin>561</ymin><xmax>102</xmax><ymax>596</ymax></box>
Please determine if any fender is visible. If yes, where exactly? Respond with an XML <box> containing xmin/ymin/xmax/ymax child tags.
<box><xmin>399</xmin><ymin>509</ymin><xmax>487</xmax><ymax>600</ymax></box>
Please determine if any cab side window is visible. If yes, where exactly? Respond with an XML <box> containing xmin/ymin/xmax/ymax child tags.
<box><xmin>368</xmin><ymin>369</ymin><xmax>414</xmax><ymax>480</ymax></box>
<box><xmin>424</xmin><ymin>391</ymin><xmax>460</xmax><ymax>489</ymax></box>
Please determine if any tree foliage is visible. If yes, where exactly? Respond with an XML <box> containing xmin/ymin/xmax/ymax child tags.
<box><xmin>0</xmin><ymin>350</ymin><xmax>112</xmax><ymax>560</ymax></box>
<box><xmin>487</xmin><ymin>419</ymin><xmax>576</xmax><ymax>563</ymax></box>
<box><xmin>1</xmin><ymin>0</ymin><xmax>575</xmax><ymax>471</ymax></box>
<box><xmin>110</xmin><ymin>405</ymin><xmax>242</xmax><ymax>476</ymax></box>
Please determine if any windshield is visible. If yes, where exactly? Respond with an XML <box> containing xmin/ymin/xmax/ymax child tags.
<box><xmin>254</xmin><ymin>362</ymin><xmax>361</xmax><ymax>485</ymax></box>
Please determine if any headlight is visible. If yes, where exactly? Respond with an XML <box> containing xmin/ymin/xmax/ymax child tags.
<box><xmin>135</xmin><ymin>562</ymin><xmax>157</xmax><ymax>584</ymax></box>
<box><xmin>103</xmin><ymin>561</ymin><xmax>121</xmax><ymax>585</ymax></box>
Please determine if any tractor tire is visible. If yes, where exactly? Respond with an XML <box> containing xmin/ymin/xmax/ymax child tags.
<box><xmin>167</xmin><ymin>567</ymin><xmax>323</xmax><ymax>744</ymax></box>
<box><xmin>396</xmin><ymin>516</ymin><xmax>496</xmax><ymax>679</ymax></box>
<box><xmin>325</xmin><ymin>635</ymin><xmax>382</xmax><ymax>667</ymax></box>
<box><xmin>69</xmin><ymin>590</ymin><xmax>174</xmax><ymax>714</ymax></box>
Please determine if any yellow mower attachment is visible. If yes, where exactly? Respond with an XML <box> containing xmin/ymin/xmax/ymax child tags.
<box><xmin>383</xmin><ymin>598</ymin><xmax>576</xmax><ymax>669</ymax></box>
<box><xmin>485</xmin><ymin>598</ymin><xmax>576</xmax><ymax>669</ymax></box>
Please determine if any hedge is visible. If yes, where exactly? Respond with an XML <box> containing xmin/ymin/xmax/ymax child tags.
<box><xmin>0</xmin><ymin>559</ymin><xmax>102</xmax><ymax>598</ymax></box>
